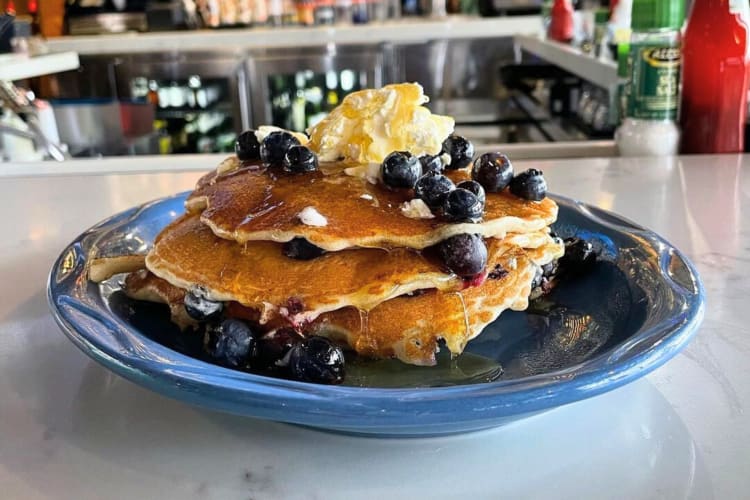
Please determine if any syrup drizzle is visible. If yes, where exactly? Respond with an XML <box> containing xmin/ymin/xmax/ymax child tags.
<box><xmin>452</xmin><ymin>291</ymin><xmax>471</xmax><ymax>341</ymax></box>
<box><xmin>356</xmin><ymin>308</ymin><xmax>373</xmax><ymax>353</ymax></box>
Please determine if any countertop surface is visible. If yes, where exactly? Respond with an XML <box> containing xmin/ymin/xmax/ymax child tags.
<box><xmin>0</xmin><ymin>154</ymin><xmax>747</xmax><ymax>499</ymax></box>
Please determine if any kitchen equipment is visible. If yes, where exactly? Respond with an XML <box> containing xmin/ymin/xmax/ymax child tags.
<box><xmin>51</xmin><ymin>98</ymin><xmax>125</xmax><ymax>156</ymax></box>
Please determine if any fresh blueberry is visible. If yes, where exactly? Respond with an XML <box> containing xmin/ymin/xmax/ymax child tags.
<box><xmin>208</xmin><ymin>319</ymin><xmax>257</xmax><ymax>369</ymax></box>
<box><xmin>381</xmin><ymin>151</ymin><xmax>422</xmax><ymax>189</ymax></box>
<box><xmin>441</xmin><ymin>135</ymin><xmax>474</xmax><ymax>170</ymax></box>
<box><xmin>414</xmin><ymin>172</ymin><xmax>455</xmax><ymax>209</ymax></box>
<box><xmin>542</xmin><ymin>260</ymin><xmax>558</xmax><ymax>278</ymax></box>
<box><xmin>260</xmin><ymin>131</ymin><xmax>300</xmax><ymax>166</ymax></box>
<box><xmin>531</xmin><ymin>265</ymin><xmax>544</xmax><ymax>289</ymax></box>
<box><xmin>288</xmin><ymin>336</ymin><xmax>345</xmax><ymax>385</ymax></box>
<box><xmin>283</xmin><ymin>145</ymin><xmax>318</xmax><ymax>173</ymax></box>
<box><xmin>509</xmin><ymin>168</ymin><xmax>547</xmax><ymax>201</ymax></box>
<box><xmin>443</xmin><ymin>188</ymin><xmax>484</xmax><ymax>222</ymax></box>
<box><xmin>472</xmin><ymin>152</ymin><xmax>513</xmax><ymax>192</ymax></box>
<box><xmin>235</xmin><ymin>130</ymin><xmax>261</xmax><ymax>161</ymax></box>
<box><xmin>419</xmin><ymin>154</ymin><xmax>444</xmax><ymax>175</ymax></box>
<box><xmin>456</xmin><ymin>180</ymin><xmax>486</xmax><ymax>205</ymax></box>
<box><xmin>559</xmin><ymin>237</ymin><xmax>596</xmax><ymax>274</ymax></box>
<box><xmin>282</xmin><ymin>237</ymin><xmax>326</xmax><ymax>260</ymax></box>
<box><xmin>437</xmin><ymin>233</ymin><xmax>488</xmax><ymax>277</ymax></box>
<box><xmin>257</xmin><ymin>327</ymin><xmax>303</xmax><ymax>368</ymax></box>
<box><xmin>184</xmin><ymin>287</ymin><xmax>223</xmax><ymax>321</ymax></box>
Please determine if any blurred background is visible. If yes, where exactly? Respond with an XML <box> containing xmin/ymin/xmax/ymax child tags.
<box><xmin>0</xmin><ymin>0</ymin><xmax>676</xmax><ymax>160</ymax></box>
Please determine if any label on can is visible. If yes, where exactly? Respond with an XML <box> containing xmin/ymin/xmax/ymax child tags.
<box><xmin>626</xmin><ymin>43</ymin><xmax>681</xmax><ymax>120</ymax></box>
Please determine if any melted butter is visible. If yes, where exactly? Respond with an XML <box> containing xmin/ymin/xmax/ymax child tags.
<box><xmin>307</xmin><ymin>83</ymin><xmax>454</xmax><ymax>164</ymax></box>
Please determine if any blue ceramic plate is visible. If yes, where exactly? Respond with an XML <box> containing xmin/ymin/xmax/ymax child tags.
<box><xmin>48</xmin><ymin>193</ymin><xmax>704</xmax><ymax>437</ymax></box>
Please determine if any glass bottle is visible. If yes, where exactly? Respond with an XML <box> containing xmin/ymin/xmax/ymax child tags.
<box><xmin>615</xmin><ymin>0</ymin><xmax>684</xmax><ymax>157</ymax></box>
<box><xmin>548</xmin><ymin>0</ymin><xmax>574</xmax><ymax>43</ymax></box>
<box><xmin>680</xmin><ymin>0</ymin><xmax>750</xmax><ymax>154</ymax></box>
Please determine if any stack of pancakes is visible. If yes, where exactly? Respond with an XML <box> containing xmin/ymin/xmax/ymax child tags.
<box><xmin>97</xmin><ymin>153</ymin><xmax>562</xmax><ymax>366</ymax></box>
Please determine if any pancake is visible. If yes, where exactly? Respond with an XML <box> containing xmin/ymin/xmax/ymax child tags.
<box><xmin>125</xmin><ymin>237</ymin><xmax>563</xmax><ymax>365</ymax></box>
<box><xmin>145</xmin><ymin>213</ymin><xmax>557</xmax><ymax>326</ymax></box>
<box><xmin>124</xmin><ymin>268</ymin><xmax>195</xmax><ymax>330</ymax></box>
<box><xmin>186</xmin><ymin>159</ymin><xmax>558</xmax><ymax>252</ymax></box>
<box><xmin>310</xmin><ymin>246</ymin><xmax>538</xmax><ymax>365</ymax></box>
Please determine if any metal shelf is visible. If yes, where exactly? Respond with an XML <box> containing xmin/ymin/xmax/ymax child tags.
<box><xmin>514</xmin><ymin>35</ymin><xmax>619</xmax><ymax>89</ymax></box>
<box><xmin>0</xmin><ymin>52</ymin><xmax>80</xmax><ymax>81</ymax></box>
<box><xmin>43</xmin><ymin>16</ymin><xmax>542</xmax><ymax>55</ymax></box>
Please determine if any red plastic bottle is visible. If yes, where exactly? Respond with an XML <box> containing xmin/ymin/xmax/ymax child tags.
<box><xmin>680</xmin><ymin>0</ymin><xmax>750</xmax><ymax>154</ymax></box>
<box><xmin>548</xmin><ymin>0</ymin><xmax>574</xmax><ymax>44</ymax></box>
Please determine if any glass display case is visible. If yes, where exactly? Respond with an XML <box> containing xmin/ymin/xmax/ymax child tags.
<box><xmin>244</xmin><ymin>45</ymin><xmax>390</xmax><ymax>131</ymax></box>
<box><xmin>113</xmin><ymin>52</ymin><xmax>244</xmax><ymax>154</ymax></box>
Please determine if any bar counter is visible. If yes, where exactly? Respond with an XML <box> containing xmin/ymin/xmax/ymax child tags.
<box><xmin>0</xmin><ymin>154</ymin><xmax>747</xmax><ymax>498</ymax></box>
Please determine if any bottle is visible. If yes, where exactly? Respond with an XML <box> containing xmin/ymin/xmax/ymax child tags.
<box><xmin>351</xmin><ymin>0</ymin><xmax>369</xmax><ymax>23</ymax></box>
<box><xmin>334</xmin><ymin>0</ymin><xmax>352</xmax><ymax>23</ymax></box>
<box><xmin>314</xmin><ymin>0</ymin><xmax>336</xmax><ymax>24</ymax></box>
<box><xmin>593</xmin><ymin>8</ymin><xmax>610</xmax><ymax>58</ymax></box>
<box><xmin>680</xmin><ymin>0</ymin><xmax>750</xmax><ymax>154</ymax></box>
<box><xmin>401</xmin><ymin>0</ymin><xmax>420</xmax><ymax>16</ymax></box>
<box><xmin>268</xmin><ymin>0</ymin><xmax>284</xmax><ymax>25</ymax></box>
<box><xmin>548</xmin><ymin>0</ymin><xmax>574</xmax><ymax>44</ymax></box>
<box><xmin>296</xmin><ymin>0</ymin><xmax>315</xmax><ymax>25</ymax></box>
<box><xmin>615</xmin><ymin>0</ymin><xmax>684</xmax><ymax>157</ymax></box>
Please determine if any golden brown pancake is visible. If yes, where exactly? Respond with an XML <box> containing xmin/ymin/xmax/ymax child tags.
<box><xmin>310</xmin><ymin>246</ymin><xmax>539</xmax><ymax>365</ymax></box>
<box><xmin>145</xmin><ymin>213</ymin><xmax>558</xmax><ymax>326</ymax></box>
<box><xmin>126</xmin><ymin>238</ymin><xmax>563</xmax><ymax>365</ymax></box>
<box><xmin>124</xmin><ymin>269</ymin><xmax>195</xmax><ymax>330</ymax></box>
<box><xmin>186</xmin><ymin>159</ymin><xmax>558</xmax><ymax>252</ymax></box>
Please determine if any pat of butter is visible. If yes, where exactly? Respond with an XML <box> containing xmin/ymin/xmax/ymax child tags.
<box><xmin>307</xmin><ymin>83</ymin><xmax>454</xmax><ymax>164</ymax></box>
<box><xmin>216</xmin><ymin>156</ymin><xmax>240</xmax><ymax>175</ymax></box>
<box><xmin>344</xmin><ymin>163</ymin><xmax>381</xmax><ymax>184</ymax></box>
<box><xmin>297</xmin><ymin>206</ymin><xmax>328</xmax><ymax>227</ymax></box>
<box><xmin>400</xmin><ymin>198</ymin><xmax>435</xmax><ymax>219</ymax></box>
<box><xmin>254</xmin><ymin>125</ymin><xmax>309</xmax><ymax>146</ymax></box>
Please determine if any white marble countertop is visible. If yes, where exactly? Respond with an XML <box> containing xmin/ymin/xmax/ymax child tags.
<box><xmin>0</xmin><ymin>154</ymin><xmax>747</xmax><ymax>499</ymax></box>
<box><xmin>42</xmin><ymin>16</ymin><xmax>540</xmax><ymax>55</ymax></box>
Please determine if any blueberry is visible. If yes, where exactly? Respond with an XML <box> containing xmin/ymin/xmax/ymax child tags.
<box><xmin>260</xmin><ymin>131</ymin><xmax>300</xmax><ymax>166</ymax></box>
<box><xmin>282</xmin><ymin>237</ymin><xmax>326</xmax><ymax>260</ymax></box>
<box><xmin>456</xmin><ymin>180</ymin><xmax>486</xmax><ymax>205</ymax></box>
<box><xmin>208</xmin><ymin>319</ymin><xmax>257</xmax><ymax>369</ymax></box>
<box><xmin>472</xmin><ymin>152</ymin><xmax>513</xmax><ymax>192</ymax></box>
<box><xmin>283</xmin><ymin>145</ymin><xmax>318</xmax><ymax>173</ymax></box>
<box><xmin>441</xmin><ymin>135</ymin><xmax>474</xmax><ymax>170</ymax></box>
<box><xmin>235</xmin><ymin>130</ymin><xmax>261</xmax><ymax>161</ymax></box>
<box><xmin>443</xmin><ymin>188</ymin><xmax>484</xmax><ymax>222</ymax></box>
<box><xmin>437</xmin><ymin>233</ymin><xmax>488</xmax><ymax>277</ymax></box>
<box><xmin>419</xmin><ymin>154</ymin><xmax>444</xmax><ymax>175</ymax></box>
<box><xmin>559</xmin><ymin>237</ymin><xmax>596</xmax><ymax>274</ymax></box>
<box><xmin>531</xmin><ymin>265</ymin><xmax>544</xmax><ymax>289</ymax></box>
<box><xmin>257</xmin><ymin>327</ymin><xmax>303</xmax><ymax>368</ymax></box>
<box><xmin>509</xmin><ymin>169</ymin><xmax>547</xmax><ymax>201</ymax></box>
<box><xmin>381</xmin><ymin>151</ymin><xmax>422</xmax><ymax>189</ymax></box>
<box><xmin>542</xmin><ymin>260</ymin><xmax>558</xmax><ymax>278</ymax></box>
<box><xmin>184</xmin><ymin>287</ymin><xmax>223</xmax><ymax>321</ymax></box>
<box><xmin>414</xmin><ymin>173</ymin><xmax>455</xmax><ymax>209</ymax></box>
<box><xmin>288</xmin><ymin>336</ymin><xmax>345</xmax><ymax>384</ymax></box>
